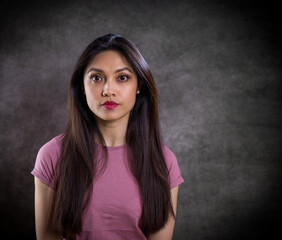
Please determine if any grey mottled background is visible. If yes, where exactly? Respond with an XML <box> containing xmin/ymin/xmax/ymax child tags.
<box><xmin>0</xmin><ymin>0</ymin><xmax>281</xmax><ymax>239</ymax></box>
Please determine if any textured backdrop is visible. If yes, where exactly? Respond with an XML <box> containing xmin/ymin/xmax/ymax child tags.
<box><xmin>0</xmin><ymin>0</ymin><xmax>281</xmax><ymax>239</ymax></box>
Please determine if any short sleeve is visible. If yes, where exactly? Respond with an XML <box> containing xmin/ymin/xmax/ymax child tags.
<box><xmin>162</xmin><ymin>144</ymin><xmax>184</xmax><ymax>189</ymax></box>
<box><xmin>31</xmin><ymin>135</ymin><xmax>63</xmax><ymax>189</ymax></box>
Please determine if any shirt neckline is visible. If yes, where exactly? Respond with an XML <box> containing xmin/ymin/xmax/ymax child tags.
<box><xmin>94</xmin><ymin>142</ymin><xmax>127</xmax><ymax>151</ymax></box>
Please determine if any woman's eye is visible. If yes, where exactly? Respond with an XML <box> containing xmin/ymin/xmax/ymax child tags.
<box><xmin>118</xmin><ymin>75</ymin><xmax>129</xmax><ymax>81</ymax></box>
<box><xmin>90</xmin><ymin>75</ymin><xmax>102</xmax><ymax>82</ymax></box>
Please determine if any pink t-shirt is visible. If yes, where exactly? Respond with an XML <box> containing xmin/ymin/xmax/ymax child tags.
<box><xmin>31</xmin><ymin>134</ymin><xmax>184</xmax><ymax>240</ymax></box>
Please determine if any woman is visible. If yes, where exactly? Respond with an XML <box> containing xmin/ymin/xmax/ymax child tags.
<box><xmin>32</xmin><ymin>34</ymin><xmax>184</xmax><ymax>240</ymax></box>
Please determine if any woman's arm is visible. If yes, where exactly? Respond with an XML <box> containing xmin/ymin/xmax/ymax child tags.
<box><xmin>147</xmin><ymin>186</ymin><xmax>180</xmax><ymax>240</ymax></box>
<box><xmin>34</xmin><ymin>177</ymin><xmax>62</xmax><ymax>240</ymax></box>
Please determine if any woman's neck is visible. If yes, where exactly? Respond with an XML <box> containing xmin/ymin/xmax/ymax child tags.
<box><xmin>94</xmin><ymin>115</ymin><xmax>129</xmax><ymax>147</ymax></box>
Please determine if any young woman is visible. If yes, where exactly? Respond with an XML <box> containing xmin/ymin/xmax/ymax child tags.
<box><xmin>32</xmin><ymin>34</ymin><xmax>184</xmax><ymax>240</ymax></box>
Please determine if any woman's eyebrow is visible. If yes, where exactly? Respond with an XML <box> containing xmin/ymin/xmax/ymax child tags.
<box><xmin>87</xmin><ymin>67</ymin><xmax>133</xmax><ymax>74</ymax></box>
<box><xmin>87</xmin><ymin>67</ymin><xmax>103</xmax><ymax>74</ymax></box>
<box><xmin>115</xmin><ymin>67</ymin><xmax>133</xmax><ymax>73</ymax></box>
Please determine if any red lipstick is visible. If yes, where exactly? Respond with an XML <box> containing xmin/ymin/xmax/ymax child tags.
<box><xmin>103</xmin><ymin>101</ymin><xmax>118</xmax><ymax>109</ymax></box>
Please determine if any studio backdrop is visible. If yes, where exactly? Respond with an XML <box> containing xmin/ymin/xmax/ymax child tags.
<box><xmin>0</xmin><ymin>0</ymin><xmax>281</xmax><ymax>239</ymax></box>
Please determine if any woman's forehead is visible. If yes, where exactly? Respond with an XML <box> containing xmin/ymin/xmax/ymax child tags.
<box><xmin>87</xmin><ymin>50</ymin><xmax>133</xmax><ymax>70</ymax></box>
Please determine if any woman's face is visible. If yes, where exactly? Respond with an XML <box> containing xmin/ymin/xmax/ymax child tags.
<box><xmin>83</xmin><ymin>50</ymin><xmax>139</xmax><ymax>125</ymax></box>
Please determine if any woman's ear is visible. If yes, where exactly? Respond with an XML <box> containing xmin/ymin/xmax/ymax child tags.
<box><xmin>137</xmin><ymin>81</ymin><xmax>142</xmax><ymax>93</ymax></box>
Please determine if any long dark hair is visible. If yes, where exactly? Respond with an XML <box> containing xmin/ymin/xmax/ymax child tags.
<box><xmin>51</xmin><ymin>34</ymin><xmax>174</xmax><ymax>238</ymax></box>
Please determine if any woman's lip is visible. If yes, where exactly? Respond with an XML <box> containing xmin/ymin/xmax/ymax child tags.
<box><xmin>102</xmin><ymin>101</ymin><xmax>118</xmax><ymax>109</ymax></box>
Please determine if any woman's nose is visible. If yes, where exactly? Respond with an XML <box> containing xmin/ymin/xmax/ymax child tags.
<box><xmin>102</xmin><ymin>79</ymin><xmax>116</xmax><ymax>97</ymax></box>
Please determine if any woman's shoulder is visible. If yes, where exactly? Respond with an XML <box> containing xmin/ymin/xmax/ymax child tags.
<box><xmin>161</xmin><ymin>143</ymin><xmax>177</xmax><ymax>158</ymax></box>
<box><xmin>35</xmin><ymin>134</ymin><xmax>64</xmax><ymax>167</ymax></box>
<box><xmin>38</xmin><ymin>133</ymin><xmax>64</xmax><ymax>156</ymax></box>
<box><xmin>161</xmin><ymin>143</ymin><xmax>178</xmax><ymax>167</ymax></box>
